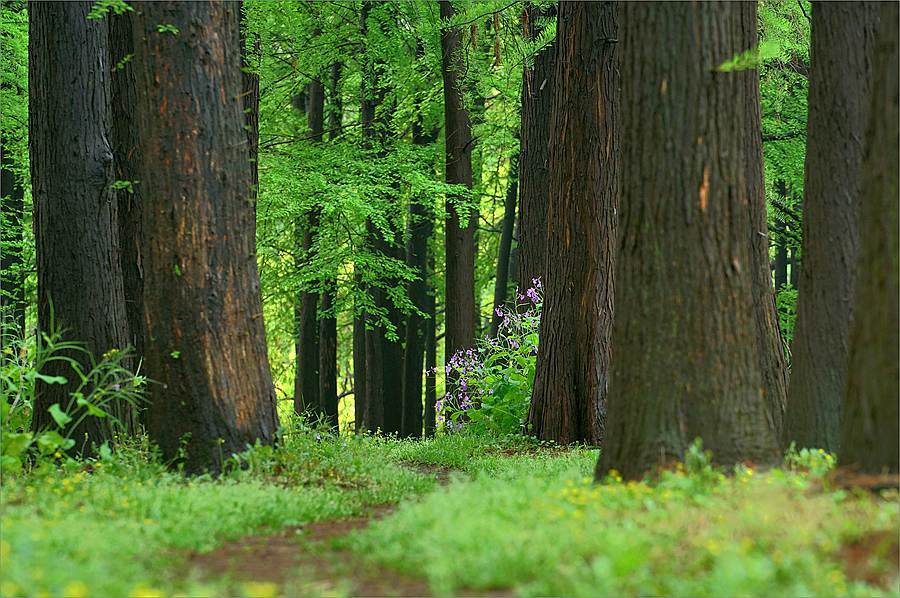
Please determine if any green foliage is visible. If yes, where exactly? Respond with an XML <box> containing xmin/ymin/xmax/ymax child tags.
<box><xmin>784</xmin><ymin>442</ymin><xmax>837</xmax><ymax>477</ymax></box>
<box><xmin>776</xmin><ymin>282</ymin><xmax>798</xmax><ymax>348</ymax></box>
<box><xmin>86</xmin><ymin>0</ymin><xmax>132</xmax><ymax>20</ymax></box>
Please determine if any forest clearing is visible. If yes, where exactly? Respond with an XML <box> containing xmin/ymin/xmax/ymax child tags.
<box><xmin>1</xmin><ymin>0</ymin><xmax>898</xmax><ymax>596</ymax></box>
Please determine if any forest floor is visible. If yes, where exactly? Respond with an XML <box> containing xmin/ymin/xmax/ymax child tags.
<box><xmin>1</xmin><ymin>430</ymin><xmax>898</xmax><ymax>597</ymax></box>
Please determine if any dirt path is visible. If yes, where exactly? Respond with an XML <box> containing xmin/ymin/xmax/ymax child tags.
<box><xmin>188</xmin><ymin>464</ymin><xmax>460</xmax><ymax>597</ymax></box>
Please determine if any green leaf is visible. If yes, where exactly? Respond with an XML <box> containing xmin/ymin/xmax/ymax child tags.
<box><xmin>36</xmin><ymin>430</ymin><xmax>73</xmax><ymax>455</ymax></box>
<box><xmin>34</xmin><ymin>373</ymin><xmax>67</xmax><ymax>385</ymax></box>
<box><xmin>76</xmin><ymin>396</ymin><xmax>108</xmax><ymax>418</ymax></box>
<box><xmin>48</xmin><ymin>403</ymin><xmax>72</xmax><ymax>428</ymax></box>
<box><xmin>1</xmin><ymin>431</ymin><xmax>32</xmax><ymax>457</ymax></box>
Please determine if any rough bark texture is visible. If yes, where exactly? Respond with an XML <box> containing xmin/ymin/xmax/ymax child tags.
<box><xmin>294</xmin><ymin>76</ymin><xmax>324</xmax><ymax>416</ymax></box>
<box><xmin>240</xmin><ymin>10</ymin><xmax>261</xmax><ymax>197</ymax></box>
<box><xmin>526</xmin><ymin>1</ymin><xmax>617</xmax><ymax>446</ymax></box>
<box><xmin>132</xmin><ymin>0</ymin><xmax>278</xmax><ymax>474</ymax></box>
<box><xmin>784</xmin><ymin>3</ymin><xmax>879</xmax><ymax>452</ymax></box>
<box><xmin>839</xmin><ymin>3</ymin><xmax>899</xmax><ymax>474</ymax></box>
<box><xmin>440</xmin><ymin>0</ymin><xmax>476</xmax><ymax>366</ymax></box>
<box><xmin>0</xmin><ymin>134</ymin><xmax>25</xmax><ymax>348</ymax></box>
<box><xmin>598</xmin><ymin>1</ymin><xmax>781</xmax><ymax>480</ymax></box>
<box><xmin>401</xmin><ymin>104</ymin><xmax>437</xmax><ymax>438</ymax></box>
<box><xmin>516</xmin><ymin>4</ymin><xmax>555</xmax><ymax>291</ymax></box>
<box><xmin>109</xmin><ymin>9</ymin><xmax>144</xmax><ymax>362</ymax></box>
<box><xmin>29</xmin><ymin>1</ymin><xmax>132</xmax><ymax>450</ymax></box>
<box><xmin>489</xmin><ymin>153</ymin><xmax>517</xmax><ymax>338</ymax></box>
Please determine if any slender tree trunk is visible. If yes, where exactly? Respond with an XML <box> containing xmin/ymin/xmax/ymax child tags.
<box><xmin>527</xmin><ymin>1</ymin><xmax>618</xmax><ymax>446</ymax></box>
<box><xmin>784</xmin><ymin>3</ymin><xmax>879</xmax><ymax>453</ymax></box>
<box><xmin>598</xmin><ymin>1</ymin><xmax>781</xmax><ymax>480</ymax></box>
<box><xmin>516</xmin><ymin>3</ymin><xmax>555</xmax><ymax>291</ymax></box>
<box><xmin>294</xmin><ymin>76</ymin><xmax>324</xmax><ymax>416</ymax></box>
<box><xmin>29</xmin><ymin>1</ymin><xmax>132</xmax><ymax>450</ymax></box>
<box><xmin>109</xmin><ymin>9</ymin><xmax>144</xmax><ymax>365</ymax></box>
<box><xmin>328</xmin><ymin>62</ymin><xmax>343</xmax><ymax>140</ymax></box>
<box><xmin>440</xmin><ymin>0</ymin><xmax>476</xmax><ymax>368</ymax></box>
<box><xmin>489</xmin><ymin>153</ymin><xmax>518</xmax><ymax>337</ymax></box>
<box><xmin>789</xmin><ymin>246</ymin><xmax>799</xmax><ymax>287</ymax></box>
<box><xmin>0</xmin><ymin>134</ymin><xmax>25</xmax><ymax>349</ymax></box>
<box><xmin>352</xmin><ymin>272</ymin><xmax>367</xmax><ymax>433</ymax></box>
<box><xmin>840</xmin><ymin>3</ymin><xmax>899</xmax><ymax>474</ymax></box>
<box><xmin>424</xmin><ymin>253</ymin><xmax>437</xmax><ymax>438</ymax></box>
<box><xmin>132</xmin><ymin>0</ymin><xmax>278</xmax><ymax>474</ymax></box>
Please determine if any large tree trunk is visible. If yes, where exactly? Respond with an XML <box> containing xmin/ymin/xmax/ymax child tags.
<box><xmin>440</xmin><ymin>0</ymin><xmax>476</xmax><ymax>366</ymax></box>
<box><xmin>516</xmin><ymin>3</ymin><xmax>555</xmax><ymax>291</ymax></box>
<box><xmin>489</xmin><ymin>153</ymin><xmax>518</xmax><ymax>338</ymax></box>
<box><xmin>598</xmin><ymin>1</ymin><xmax>781</xmax><ymax>480</ymax></box>
<box><xmin>839</xmin><ymin>3</ymin><xmax>899</xmax><ymax>474</ymax></box>
<box><xmin>784</xmin><ymin>3</ymin><xmax>879</xmax><ymax>453</ymax></box>
<box><xmin>0</xmin><ymin>134</ymin><xmax>25</xmax><ymax>349</ymax></box>
<box><xmin>294</xmin><ymin>76</ymin><xmax>324</xmax><ymax>416</ymax></box>
<box><xmin>132</xmin><ymin>0</ymin><xmax>278</xmax><ymax>474</ymax></box>
<box><xmin>526</xmin><ymin>1</ymin><xmax>618</xmax><ymax>446</ymax></box>
<box><xmin>29</xmin><ymin>1</ymin><xmax>132</xmax><ymax>450</ymax></box>
<box><xmin>109</xmin><ymin>9</ymin><xmax>144</xmax><ymax>364</ymax></box>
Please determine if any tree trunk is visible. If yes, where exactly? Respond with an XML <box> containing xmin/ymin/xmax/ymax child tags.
<box><xmin>598</xmin><ymin>1</ymin><xmax>781</xmax><ymax>480</ymax></box>
<box><xmin>240</xmin><ymin>8</ymin><xmax>261</xmax><ymax>198</ymax></box>
<box><xmin>516</xmin><ymin>3</ymin><xmax>556</xmax><ymax>291</ymax></box>
<box><xmin>489</xmin><ymin>153</ymin><xmax>518</xmax><ymax>337</ymax></box>
<box><xmin>526</xmin><ymin>1</ymin><xmax>618</xmax><ymax>446</ymax></box>
<box><xmin>109</xmin><ymin>9</ymin><xmax>144</xmax><ymax>364</ymax></box>
<box><xmin>839</xmin><ymin>2</ymin><xmax>899</xmax><ymax>474</ymax></box>
<box><xmin>29</xmin><ymin>1</ymin><xmax>132</xmax><ymax>450</ymax></box>
<box><xmin>294</xmin><ymin>76</ymin><xmax>324</xmax><ymax>416</ymax></box>
<box><xmin>132</xmin><ymin>0</ymin><xmax>278</xmax><ymax>474</ymax></box>
<box><xmin>440</xmin><ymin>0</ymin><xmax>476</xmax><ymax>366</ymax></box>
<box><xmin>328</xmin><ymin>62</ymin><xmax>343</xmax><ymax>140</ymax></box>
<box><xmin>401</xmin><ymin>99</ymin><xmax>438</xmax><ymax>438</ymax></box>
<box><xmin>0</xmin><ymin>134</ymin><xmax>25</xmax><ymax>349</ymax></box>
<box><xmin>424</xmin><ymin>253</ymin><xmax>437</xmax><ymax>438</ymax></box>
<box><xmin>784</xmin><ymin>3</ymin><xmax>879</xmax><ymax>453</ymax></box>
<box><xmin>352</xmin><ymin>272</ymin><xmax>367</xmax><ymax>433</ymax></box>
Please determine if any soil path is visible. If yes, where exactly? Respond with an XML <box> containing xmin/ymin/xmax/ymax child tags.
<box><xmin>188</xmin><ymin>463</ymin><xmax>462</xmax><ymax>597</ymax></box>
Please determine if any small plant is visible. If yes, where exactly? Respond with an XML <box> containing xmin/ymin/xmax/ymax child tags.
<box><xmin>784</xmin><ymin>442</ymin><xmax>836</xmax><ymax>477</ymax></box>
<box><xmin>438</xmin><ymin>279</ymin><xmax>542</xmax><ymax>435</ymax></box>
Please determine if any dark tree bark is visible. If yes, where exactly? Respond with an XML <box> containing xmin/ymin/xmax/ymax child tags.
<box><xmin>328</xmin><ymin>61</ymin><xmax>343</xmax><ymax>140</ymax></box>
<box><xmin>598</xmin><ymin>1</ymin><xmax>781</xmax><ymax>480</ymax></box>
<box><xmin>526</xmin><ymin>1</ymin><xmax>618</xmax><ymax>446</ymax></box>
<box><xmin>401</xmin><ymin>97</ymin><xmax>438</xmax><ymax>438</ymax></box>
<box><xmin>489</xmin><ymin>153</ymin><xmax>518</xmax><ymax>338</ymax></box>
<box><xmin>109</xmin><ymin>9</ymin><xmax>144</xmax><ymax>362</ymax></box>
<box><xmin>784</xmin><ymin>3</ymin><xmax>879</xmax><ymax>453</ymax></box>
<box><xmin>440</xmin><ymin>0</ymin><xmax>476</xmax><ymax>365</ymax></box>
<box><xmin>294</xmin><ymin>76</ymin><xmax>324</xmax><ymax>416</ymax></box>
<box><xmin>240</xmin><ymin>7</ymin><xmax>261</xmax><ymax>197</ymax></box>
<box><xmin>352</xmin><ymin>273</ymin><xmax>367</xmax><ymax>433</ymax></box>
<box><xmin>424</xmin><ymin>263</ymin><xmax>437</xmax><ymax>438</ymax></box>
<box><xmin>516</xmin><ymin>3</ymin><xmax>555</xmax><ymax>291</ymax></box>
<box><xmin>29</xmin><ymin>1</ymin><xmax>132</xmax><ymax>449</ymax></box>
<box><xmin>132</xmin><ymin>0</ymin><xmax>278</xmax><ymax>474</ymax></box>
<box><xmin>0</xmin><ymin>134</ymin><xmax>25</xmax><ymax>348</ymax></box>
<box><xmin>839</xmin><ymin>3</ymin><xmax>899</xmax><ymax>474</ymax></box>
<box><xmin>789</xmin><ymin>246</ymin><xmax>800</xmax><ymax>287</ymax></box>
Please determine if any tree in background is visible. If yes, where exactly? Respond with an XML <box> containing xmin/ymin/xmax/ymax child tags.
<box><xmin>784</xmin><ymin>3</ymin><xmax>879</xmax><ymax>453</ymax></box>
<box><xmin>599</xmin><ymin>2</ymin><xmax>781</xmax><ymax>479</ymax></box>
<box><xmin>132</xmin><ymin>0</ymin><xmax>278</xmax><ymax>473</ymax></box>
<box><xmin>29</xmin><ymin>1</ymin><xmax>132</xmax><ymax>449</ymax></box>
<box><xmin>527</xmin><ymin>1</ymin><xmax>618</xmax><ymax>445</ymax></box>
<box><xmin>839</xmin><ymin>2</ymin><xmax>899</xmax><ymax>474</ymax></box>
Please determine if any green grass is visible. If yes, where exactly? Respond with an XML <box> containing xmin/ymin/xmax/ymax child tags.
<box><xmin>1</xmin><ymin>430</ymin><xmax>897</xmax><ymax>598</ymax></box>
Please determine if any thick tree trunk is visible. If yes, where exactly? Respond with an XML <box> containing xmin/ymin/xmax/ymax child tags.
<box><xmin>516</xmin><ymin>4</ymin><xmax>555</xmax><ymax>291</ymax></box>
<box><xmin>294</xmin><ymin>76</ymin><xmax>324</xmax><ymax>416</ymax></box>
<box><xmin>29</xmin><ymin>1</ymin><xmax>132</xmax><ymax>450</ymax></box>
<box><xmin>240</xmin><ymin>10</ymin><xmax>261</xmax><ymax>198</ymax></box>
<box><xmin>0</xmin><ymin>134</ymin><xmax>25</xmax><ymax>348</ymax></box>
<box><xmin>839</xmin><ymin>3</ymin><xmax>899</xmax><ymax>474</ymax></box>
<box><xmin>440</xmin><ymin>0</ymin><xmax>476</xmax><ymax>366</ymax></box>
<box><xmin>784</xmin><ymin>3</ymin><xmax>879</xmax><ymax>453</ymax></box>
<box><xmin>132</xmin><ymin>0</ymin><xmax>278</xmax><ymax>474</ymax></box>
<box><xmin>598</xmin><ymin>1</ymin><xmax>781</xmax><ymax>479</ymax></box>
<box><xmin>526</xmin><ymin>2</ymin><xmax>618</xmax><ymax>446</ymax></box>
<box><xmin>401</xmin><ymin>104</ymin><xmax>438</xmax><ymax>438</ymax></box>
<box><xmin>489</xmin><ymin>153</ymin><xmax>517</xmax><ymax>338</ymax></box>
<box><xmin>109</xmin><ymin>10</ymin><xmax>144</xmax><ymax>363</ymax></box>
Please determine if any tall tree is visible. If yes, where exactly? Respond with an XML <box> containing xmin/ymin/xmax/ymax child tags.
<box><xmin>109</xmin><ymin>9</ymin><xmax>144</xmax><ymax>362</ymax></box>
<box><xmin>294</xmin><ymin>75</ymin><xmax>324</xmax><ymax>416</ymax></box>
<box><xmin>29</xmin><ymin>1</ymin><xmax>132</xmax><ymax>448</ymax></box>
<box><xmin>489</xmin><ymin>152</ymin><xmax>517</xmax><ymax>338</ymax></box>
<box><xmin>526</xmin><ymin>1</ymin><xmax>618</xmax><ymax>445</ymax></box>
<box><xmin>516</xmin><ymin>3</ymin><xmax>555</xmax><ymax>290</ymax></box>
<box><xmin>783</xmin><ymin>3</ymin><xmax>879</xmax><ymax>452</ymax></box>
<box><xmin>598</xmin><ymin>1</ymin><xmax>781</xmax><ymax>479</ymax></box>
<box><xmin>132</xmin><ymin>0</ymin><xmax>278</xmax><ymax>473</ymax></box>
<box><xmin>440</xmin><ymin>0</ymin><xmax>476</xmax><ymax>366</ymax></box>
<box><xmin>839</xmin><ymin>2</ymin><xmax>899</xmax><ymax>474</ymax></box>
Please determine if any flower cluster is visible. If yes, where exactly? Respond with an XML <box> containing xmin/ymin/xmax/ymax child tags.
<box><xmin>436</xmin><ymin>279</ymin><xmax>543</xmax><ymax>434</ymax></box>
